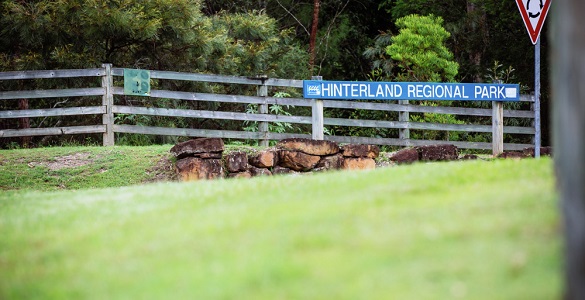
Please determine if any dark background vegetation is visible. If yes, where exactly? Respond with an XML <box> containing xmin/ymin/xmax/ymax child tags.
<box><xmin>0</xmin><ymin>0</ymin><xmax>550</xmax><ymax>148</ymax></box>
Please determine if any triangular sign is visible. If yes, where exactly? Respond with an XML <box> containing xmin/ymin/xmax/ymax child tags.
<box><xmin>516</xmin><ymin>0</ymin><xmax>551</xmax><ymax>44</ymax></box>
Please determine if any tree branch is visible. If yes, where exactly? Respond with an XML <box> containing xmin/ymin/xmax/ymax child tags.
<box><xmin>275</xmin><ymin>0</ymin><xmax>310</xmax><ymax>36</ymax></box>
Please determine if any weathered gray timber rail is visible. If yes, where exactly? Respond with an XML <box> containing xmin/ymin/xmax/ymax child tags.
<box><xmin>0</xmin><ymin>64</ymin><xmax>536</xmax><ymax>153</ymax></box>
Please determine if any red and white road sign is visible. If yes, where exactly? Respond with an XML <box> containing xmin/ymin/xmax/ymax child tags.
<box><xmin>516</xmin><ymin>0</ymin><xmax>551</xmax><ymax>44</ymax></box>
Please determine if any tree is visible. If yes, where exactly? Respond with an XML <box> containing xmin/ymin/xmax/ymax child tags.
<box><xmin>308</xmin><ymin>0</ymin><xmax>320</xmax><ymax>75</ymax></box>
<box><xmin>379</xmin><ymin>0</ymin><xmax>543</xmax><ymax>85</ymax></box>
<box><xmin>0</xmin><ymin>0</ymin><xmax>309</xmax><ymax>146</ymax></box>
<box><xmin>363</xmin><ymin>32</ymin><xmax>394</xmax><ymax>79</ymax></box>
<box><xmin>383</xmin><ymin>14</ymin><xmax>462</xmax><ymax>141</ymax></box>
<box><xmin>200</xmin><ymin>0</ymin><xmax>392</xmax><ymax>80</ymax></box>
<box><xmin>378</xmin><ymin>0</ymin><xmax>551</xmax><ymax>146</ymax></box>
<box><xmin>386</xmin><ymin>14</ymin><xmax>459</xmax><ymax>82</ymax></box>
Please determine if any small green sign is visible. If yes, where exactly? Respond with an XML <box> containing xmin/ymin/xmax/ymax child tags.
<box><xmin>124</xmin><ymin>69</ymin><xmax>151</xmax><ymax>96</ymax></box>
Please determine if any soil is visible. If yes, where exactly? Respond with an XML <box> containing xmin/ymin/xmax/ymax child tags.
<box><xmin>27</xmin><ymin>153</ymin><xmax>96</xmax><ymax>171</ymax></box>
<box><xmin>143</xmin><ymin>156</ymin><xmax>177</xmax><ymax>183</ymax></box>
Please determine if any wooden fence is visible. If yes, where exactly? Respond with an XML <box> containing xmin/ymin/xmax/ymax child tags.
<box><xmin>0</xmin><ymin>64</ymin><xmax>536</xmax><ymax>154</ymax></box>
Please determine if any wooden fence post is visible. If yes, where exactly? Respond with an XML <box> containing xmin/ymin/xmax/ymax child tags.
<box><xmin>256</xmin><ymin>75</ymin><xmax>269</xmax><ymax>147</ymax></box>
<box><xmin>101</xmin><ymin>63</ymin><xmax>114</xmax><ymax>146</ymax></box>
<box><xmin>492</xmin><ymin>101</ymin><xmax>504</xmax><ymax>156</ymax></box>
<box><xmin>492</xmin><ymin>80</ymin><xmax>504</xmax><ymax>156</ymax></box>
<box><xmin>311</xmin><ymin>76</ymin><xmax>324</xmax><ymax>140</ymax></box>
<box><xmin>399</xmin><ymin>100</ymin><xmax>410</xmax><ymax>140</ymax></box>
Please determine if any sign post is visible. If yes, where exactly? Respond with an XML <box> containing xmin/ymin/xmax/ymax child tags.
<box><xmin>516</xmin><ymin>0</ymin><xmax>551</xmax><ymax>158</ymax></box>
<box><xmin>311</xmin><ymin>76</ymin><xmax>324</xmax><ymax>140</ymax></box>
<box><xmin>535</xmin><ymin>38</ymin><xmax>541</xmax><ymax>157</ymax></box>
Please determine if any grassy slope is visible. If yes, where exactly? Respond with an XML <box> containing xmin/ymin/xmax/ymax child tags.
<box><xmin>0</xmin><ymin>158</ymin><xmax>559</xmax><ymax>299</ymax></box>
<box><xmin>0</xmin><ymin>145</ymin><xmax>265</xmax><ymax>191</ymax></box>
<box><xmin>0</xmin><ymin>145</ymin><xmax>175</xmax><ymax>190</ymax></box>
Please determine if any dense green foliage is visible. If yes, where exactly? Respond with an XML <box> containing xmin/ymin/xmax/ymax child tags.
<box><xmin>384</xmin><ymin>14</ymin><xmax>461</xmax><ymax>141</ymax></box>
<box><xmin>0</xmin><ymin>0</ymin><xmax>310</xmax><ymax>147</ymax></box>
<box><xmin>0</xmin><ymin>0</ymin><xmax>550</xmax><ymax>147</ymax></box>
<box><xmin>203</xmin><ymin>0</ymin><xmax>392</xmax><ymax>80</ymax></box>
<box><xmin>379</xmin><ymin>0</ymin><xmax>546</xmax><ymax>85</ymax></box>
<box><xmin>0</xmin><ymin>157</ymin><xmax>559</xmax><ymax>298</ymax></box>
<box><xmin>0</xmin><ymin>0</ymin><xmax>548</xmax><ymax>87</ymax></box>
<box><xmin>387</xmin><ymin>14</ymin><xmax>459</xmax><ymax>82</ymax></box>
<box><xmin>377</xmin><ymin>0</ymin><xmax>551</xmax><ymax>144</ymax></box>
<box><xmin>0</xmin><ymin>0</ymin><xmax>308</xmax><ymax>75</ymax></box>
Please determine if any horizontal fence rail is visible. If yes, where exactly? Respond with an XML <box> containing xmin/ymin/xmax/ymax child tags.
<box><xmin>0</xmin><ymin>64</ymin><xmax>537</xmax><ymax>153</ymax></box>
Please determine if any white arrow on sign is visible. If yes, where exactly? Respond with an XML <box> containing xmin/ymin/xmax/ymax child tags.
<box><xmin>516</xmin><ymin>0</ymin><xmax>551</xmax><ymax>44</ymax></box>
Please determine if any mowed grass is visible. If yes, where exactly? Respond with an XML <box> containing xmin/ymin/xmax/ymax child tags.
<box><xmin>0</xmin><ymin>158</ymin><xmax>559</xmax><ymax>299</ymax></box>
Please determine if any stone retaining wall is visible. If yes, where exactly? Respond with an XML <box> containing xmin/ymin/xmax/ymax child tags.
<box><xmin>171</xmin><ymin>138</ymin><xmax>379</xmax><ymax>181</ymax></box>
<box><xmin>170</xmin><ymin>138</ymin><xmax>552</xmax><ymax>181</ymax></box>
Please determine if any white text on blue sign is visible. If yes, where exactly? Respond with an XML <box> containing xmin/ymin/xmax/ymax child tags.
<box><xmin>303</xmin><ymin>81</ymin><xmax>520</xmax><ymax>101</ymax></box>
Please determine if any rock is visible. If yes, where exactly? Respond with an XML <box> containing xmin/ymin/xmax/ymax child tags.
<box><xmin>228</xmin><ymin>171</ymin><xmax>252</xmax><ymax>179</ymax></box>
<box><xmin>375</xmin><ymin>154</ymin><xmax>395</xmax><ymax>168</ymax></box>
<box><xmin>278</xmin><ymin>150</ymin><xmax>321</xmax><ymax>171</ymax></box>
<box><xmin>225</xmin><ymin>151</ymin><xmax>248</xmax><ymax>173</ymax></box>
<box><xmin>249</xmin><ymin>149</ymin><xmax>278</xmax><ymax>168</ymax></box>
<box><xmin>342</xmin><ymin>157</ymin><xmax>376</xmax><ymax>170</ymax></box>
<box><xmin>389</xmin><ymin>148</ymin><xmax>419</xmax><ymax>164</ymax></box>
<box><xmin>416</xmin><ymin>144</ymin><xmax>458</xmax><ymax>161</ymax></box>
<box><xmin>497</xmin><ymin>151</ymin><xmax>527</xmax><ymax>159</ymax></box>
<box><xmin>276</xmin><ymin>138</ymin><xmax>339</xmax><ymax>156</ymax></box>
<box><xmin>460</xmin><ymin>154</ymin><xmax>479</xmax><ymax>160</ymax></box>
<box><xmin>175</xmin><ymin>157</ymin><xmax>224</xmax><ymax>181</ymax></box>
<box><xmin>249</xmin><ymin>167</ymin><xmax>272</xmax><ymax>177</ymax></box>
<box><xmin>272</xmin><ymin>166</ymin><xmax>296</xmax><ymax>175</ymax></box>
<box><xmin>523</xmin><ymin>146</ymin><xmax>553</xmax><ymax>157</ymax></box>
<box><xmin>193</xmin><ymin>152</ymin><xmax>223</xmax><ymax>159</ymax></box>
<box><xmin>170</xmin><ymin>138</ymin><xmax>224</xmax><ymax>159</ymax></box>
<box><xmin>315</xmin><ymin>153</ymin><xmax>344</xmax><ymax>170</ymax></box>
<box><xmin>341</xmin><ymin>144</ymin><xmax>380</xmax><ymax>158</ymax></box>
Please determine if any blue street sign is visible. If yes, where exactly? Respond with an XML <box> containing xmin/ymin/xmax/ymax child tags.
<box><xmin>303</xmin><ymin>80</ymin><xmax>520</xmax><ymax>101</ymax></box>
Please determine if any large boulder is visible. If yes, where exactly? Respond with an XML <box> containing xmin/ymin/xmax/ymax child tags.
<box><xmin>341</xmin><ymin>144</ymin><xmax>380</xmax><ymax>159</ymax></box>
<box><xmin>278</xmin><ymin>150</ymin><xmax>321</xmax><ymax>171</ymax></box>
<box><xmin>389</xmin><ymin>148</ymin><xmax>419</xmax><ymax>164</ymax></box>
<box><xmin>225</xmin><ymin>151</ymin><xmax>248</xmax><ymax>173</ymax></box>
<box><xmin>342</xmin><ymin>157</ymin><xmax>376</xmax><ymax>170</ymax></box>
<box><xmin>175</xmin><ymin>157</ymin><xmax>224</xmax><ymax>181</ymax></box>
<box><xmin>170</xmin><ymin>138</ymin><xmax>224</xmax><ymax>159</ymax></box>
<box><xmin>416</xmin><ymin>144</ymin><xmax>458</xmax><ymax>161</ymax></box>
<box><xmin>249</xmin><ymin>149</ymin><xmax>278</xmax><ymax>168</ymax></box>
<box><xmin>276</xmin><ymin>138</ymin><xmax>339</xmax><ymax>156</ymax></box>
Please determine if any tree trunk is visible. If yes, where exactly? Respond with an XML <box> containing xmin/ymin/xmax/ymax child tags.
<box><xmin>18</xmin><ymin>98</ymin><xmax>31</xmax><ymax>148</ymax></box>
<box><xmin>552</xmin><ymin>0</ymin><xmax>585</xmax><ymax>299</ymax></box>
<box><xmin>309</xmin><ymin>0</ymin><xmax>320</xmax><ymax>76</ymax></box>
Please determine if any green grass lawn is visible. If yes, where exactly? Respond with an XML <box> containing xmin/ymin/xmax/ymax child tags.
<box><xmin>0</xmin><ymin>157</ymin><xmax>559</xmax><ymax>299</ymax></box>
<box><xmin>0</xmin><ymin>145</ymin><xmax>175</xmax><ymax>190</ymax></box>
